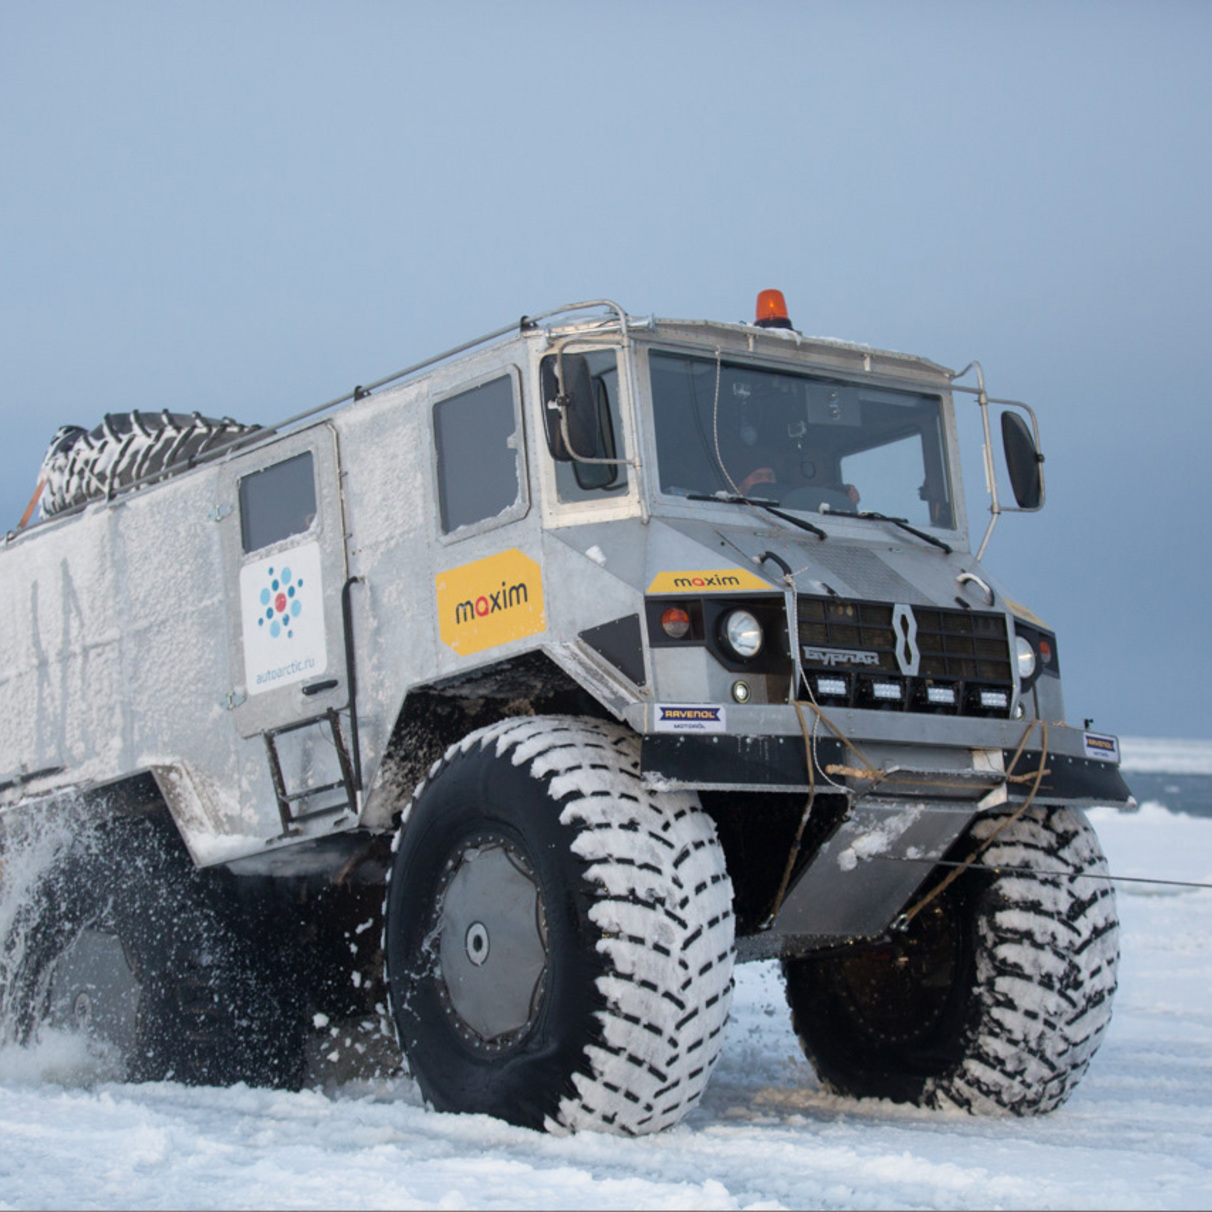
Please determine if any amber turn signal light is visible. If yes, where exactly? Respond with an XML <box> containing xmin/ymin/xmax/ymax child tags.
<box><xmin>661</xmin><ymin>606</ymin><xmax>692</xmax><ymax>639</ymax></box>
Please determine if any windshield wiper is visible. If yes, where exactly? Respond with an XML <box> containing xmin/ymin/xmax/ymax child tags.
<box><xmin>687</xmin><ymin>493</ymin><xmax>828</xmax><ymax>540</ymax></box>
<box><xmin>822</xmin><ymin>509</ymin><xmax>953</xmax><ymax>554</ymax></box>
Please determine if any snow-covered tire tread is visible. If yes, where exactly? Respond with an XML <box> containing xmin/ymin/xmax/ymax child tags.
<box><xmin>38</xmin><ymin>411</ymin><xmax>258</xmax><ymax>516</ymax></box>
<box><xmin>387</xmin><ymin>715</ymin><xmax>735</xmax><ymax>1136</ymax></box>
<box><xmin>925</xmin><ymin>805</ymin><xmax>1120</xmax><ymax>1115</ymax></box>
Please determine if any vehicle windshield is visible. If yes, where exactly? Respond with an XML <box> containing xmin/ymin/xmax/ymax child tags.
<box><xmin>649</xmin><ymin>351</ymin><xmax>955</xmax><ymax>529</ymax></box>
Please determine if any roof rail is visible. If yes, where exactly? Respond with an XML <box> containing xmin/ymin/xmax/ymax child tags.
<box><xmin>10</xmin><ymin>300</ymin><xmax>630</xmax><ymax>534</ymax></box>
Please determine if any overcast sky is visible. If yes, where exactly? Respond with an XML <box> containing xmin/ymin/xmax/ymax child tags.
<box><xmin>2</xmin><ymin>1</ymin><xmax>1209</xmax><ymax>740</ymax></box>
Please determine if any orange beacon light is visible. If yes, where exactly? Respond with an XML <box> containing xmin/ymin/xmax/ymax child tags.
<box><xmin>754</xmin><ymin>289</ymin><xmax>793</xmax><ymax>330</ymax></box>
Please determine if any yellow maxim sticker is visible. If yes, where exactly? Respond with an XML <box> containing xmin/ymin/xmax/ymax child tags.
<box><xmin>436</xmin><ymin>549</ymin><xmax>546</xmax><ymax>656</ymax></box>
<box><xmin>647</xmin><ymin>568</ymin><xmax>773</xmax><ymax>595</ymax></box>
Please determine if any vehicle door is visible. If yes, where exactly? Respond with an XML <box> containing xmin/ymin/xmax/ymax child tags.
<box><xmin>218</xmin><ymin>424</ymin><xmax>354</xmax><ymax>832</ymax></box>
<box><xmin>429</xmin><ymin>366</ymin><xmax>546</xmax><ymax>666</ymax></box>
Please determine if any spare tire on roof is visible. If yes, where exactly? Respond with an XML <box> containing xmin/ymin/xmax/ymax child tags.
<box><xmin>38</xmin><ymin>411</ymin><xmax>259</xmax><ymax>517</ymax></box>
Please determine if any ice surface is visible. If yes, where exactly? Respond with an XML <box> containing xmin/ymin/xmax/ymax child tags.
<box><xmin>1119</xmin><ymin>736</ymin><xmax>1212</xmax><ymax>775</ymax></box>
<box><xmin>0</xmin><ymin>800</ymin><xmax>1210</xmax><ymax>1207</ymax></box>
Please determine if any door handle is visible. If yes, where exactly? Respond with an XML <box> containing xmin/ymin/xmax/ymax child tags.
<box><xmin>301</xmin><ymin>678</ymin><xmax>339</xmax><ymax>696</ymax></box>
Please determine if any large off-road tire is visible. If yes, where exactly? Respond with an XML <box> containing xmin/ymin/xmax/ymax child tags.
<box><xmin>38</xmin><ymin>411</ymin><xmax>258</xmax><ymax>516</ymax></box>
<box><xmin>383</xmin><ymin>715</ymin><xmax>735</xmax><ymax>1135</ymax></box>
<box><xmin>783</xmin><ymin>805</ymin><xmax>1119</xmax><ymax>1115</ymax></box>
<box><xmin>5</xmin><ymin>813</ymin><xmax>297</xmax><ymax>1087</ymax></box>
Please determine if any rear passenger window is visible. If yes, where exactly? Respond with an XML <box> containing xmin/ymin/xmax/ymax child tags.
<box><xmin>434</xmin><ymin>375</ymin><xmax>523</xmax><ymax>534</ymax></box>
<box><xmin>239</xmin><ymin>452</ymin><xmax>317</xmax><ymax>553</ymax></box>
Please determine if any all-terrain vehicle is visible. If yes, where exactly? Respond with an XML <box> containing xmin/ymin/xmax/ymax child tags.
<box><xmin>0</xmin><ymin>293</ymin><xmax>1131</xmax><ymax>1132</ymax></box>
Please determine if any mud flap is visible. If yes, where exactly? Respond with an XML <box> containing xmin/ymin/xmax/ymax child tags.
<box><xmin>770</xmin><ymin>798</ymin><xmax>977</xmax><ymax>941</ymax></box>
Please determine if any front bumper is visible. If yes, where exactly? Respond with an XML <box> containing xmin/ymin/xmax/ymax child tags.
<box><xmin>635</xmin><ymin>702</ymin><xmax>1134</xmax><ymax>809</ymax></box>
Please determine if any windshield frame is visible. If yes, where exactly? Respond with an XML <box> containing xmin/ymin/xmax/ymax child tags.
<box><xmin>635</xmin><ymin>337</ymin><xmax>968</xmax><ymax>545</ymax></box>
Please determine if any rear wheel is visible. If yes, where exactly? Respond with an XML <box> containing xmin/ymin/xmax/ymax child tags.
<box><xmin>7</xmin><ymin>813</ymin><xmax>296</xmax><ymax>1086</ymax></box>
<box><xmin>783</xmin><ymin>805</ymin><xmax>1119</xmax><ymax>1114</ymax></box>
<box><xmin>384</xmin><ymin>715</ymin><xmax>735</xmax><ymax>1134</ymax></box>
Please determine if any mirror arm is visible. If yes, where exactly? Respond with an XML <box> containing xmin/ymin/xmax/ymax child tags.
<box><xmin>955</xmin><ymin>362</ymin><xmax>1003</xmax><ymax>561</ymax></box>
<box><xmin>550</xmin><ymin>343</ymin><xmax>636</xmax><ymax>470</ymax></box>
<box><xmin>554</xmin><ymin>402</ymin><xmax>636</xmax><ymax>468</ymax></box>
<box><xmin>955</xmin><ymin>362</ymin><xmax>1046</xmax><ymax>560</ymax></box>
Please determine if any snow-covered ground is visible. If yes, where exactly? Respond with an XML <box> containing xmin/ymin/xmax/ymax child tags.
<box><xmin>1</xmin><ymin>800</ymin><xmax>1210</xmax><ymax>1209</ymax></box>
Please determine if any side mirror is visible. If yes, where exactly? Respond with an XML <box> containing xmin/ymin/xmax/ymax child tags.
<box><xmin>540</xmin><ymin>354</ymin><xmax>618</xmax><ymax>490</ymax></box>
<box><xmin>1001</xmin><ymin>410</ymin><xmax>1044</xmax><ymax>510</ymax></box>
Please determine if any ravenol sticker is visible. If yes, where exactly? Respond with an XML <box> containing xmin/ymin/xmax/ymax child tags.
<box><xmin>436</xmin><ymin>548</ymin><xmax>546</xmax><ymax>656</ymax></box>
<box><xmin>654</xmin><ymin>705</ymin><xmax>727</xmax><ymax>734</ymax></box>
<box><xmin>1083</xmin><ymin>732</ymin><xmax>1120</xmax><ymax>763</ymax></box>
<box><xmin>241</xmin><ymin>540</ymin><xmax>327</xmax><ymax>695</ymax></box>
<box><xmin>647</xmin><ymin>569</ymin><xmax>772</xmax><ymax>595</ymax></box>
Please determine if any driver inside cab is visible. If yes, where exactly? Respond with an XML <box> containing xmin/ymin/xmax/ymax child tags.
<box><xmin>733</xmin><ymin>416</ymin><xmax>860</xmax><ymax>511</ymax></box>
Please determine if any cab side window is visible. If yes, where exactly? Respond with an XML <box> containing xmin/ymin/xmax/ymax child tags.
<box><xmin>239</xmin><ymin>451</ymin><xmax>317</xmax><ymax>553</ymax></box>
<box><xmin>434</xmin><ymin>374</ymin><xmax>523</xmax><ymax>534</ymax></box>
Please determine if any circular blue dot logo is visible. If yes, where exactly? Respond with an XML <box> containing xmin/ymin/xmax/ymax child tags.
<box><xmin>253</xmin><ymin>563</ymin><xmax>305</xmax><ymax>639</ymax></box>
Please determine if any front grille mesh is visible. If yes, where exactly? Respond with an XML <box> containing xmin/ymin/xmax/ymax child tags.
<box><xmin>797</xmin><ymin>596</ymin><xmax>1013</xmax><ymax>715</ymax></box>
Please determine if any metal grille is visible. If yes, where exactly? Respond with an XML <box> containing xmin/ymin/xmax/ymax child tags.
<box><xmin>913</xmin><ymin>606</ymin><xmax>1012</xmax><ymax>681</ymax></box>
<box><xmin>797</xmin><ymin>596</ymin><xmax>1013</xmax><ymax>715</ymax></box>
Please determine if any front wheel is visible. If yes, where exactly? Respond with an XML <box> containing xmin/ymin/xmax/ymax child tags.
<box><xmin>383</xmin><ymin>715</ymin><xmax>735</xmax><ymax>1135</ymax></box>
<box><xmin>783</xmin><ymin>805</ymin><xmax>1119</xmax><ymax>1114</ymax></box>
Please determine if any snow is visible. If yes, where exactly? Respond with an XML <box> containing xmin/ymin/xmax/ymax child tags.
<box><xmin>2</xmin><ymin>802</ymin><xmax>1211</xmax><ymax>1207</ymax></box>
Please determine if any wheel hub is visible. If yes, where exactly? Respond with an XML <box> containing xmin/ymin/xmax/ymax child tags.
<box><xmin>837</xmin><ymin>902</ymin><xmax>959</xmax><ymax>1045</ymax></box>
<box><xmin>437</xmin><ymin>840</ymin><xmax>547</xmax><ymax>1046</ymax></box>
<box><xmin>72</xmin><ymin>991</ymin><xmax>94</xmax><ymax>1029</ymax></box>
<box><xmin>464</xmin><ymin>921</ymin><xmax>490</xmax><ymax>966</ymax></box>
<box><xmin>48</xmin><ymin>928</ymin><xmax>141</xmax><ymax>1069</ymax></box>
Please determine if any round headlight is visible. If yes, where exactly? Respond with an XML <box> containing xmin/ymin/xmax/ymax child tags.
<box><xmin>722</xmin><ymin>609</ymin><xmax>763</xmax><ymax>659</ymax></box>
<box><xmin>1015</xmin><ymin>635</ymin><xmax>1037</xmax><ymax>681</ymax></box>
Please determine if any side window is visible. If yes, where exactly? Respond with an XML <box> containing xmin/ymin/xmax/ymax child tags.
<box><xmin>239</xmin><ymin>451</ymin><xmax>317</xmax><ymax>553</ymax></box>
<box><xmin>434</xmin><ymin>374</ymin><xmax>523</xmax><ymax>534</ymax></box>
<box><xmin>539</xmin><ymin>350</ymin><xmax>628</xmax><ymax>503</ymax></box>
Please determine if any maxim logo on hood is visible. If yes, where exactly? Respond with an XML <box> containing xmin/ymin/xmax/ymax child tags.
<box><xmin>647</xmin><ymin>568</ymin><xmax>773</xmax><ymax>595</ymax></box>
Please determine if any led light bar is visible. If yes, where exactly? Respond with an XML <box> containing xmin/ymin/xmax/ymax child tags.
<box><xmin>979</xmin><ymin>689</ymin><xmax>1009</xmax><ymax>710</ymax></box>
<box><xmin>870</xmin><ymin>680</ymin><xmax>903</xmax><ymax>701</ymax></box>
<box><xmin>926</xmin><ymin>685</ymin><xmax>957</xmax><ymax>706</ymax></box>
<box><xmin>815</xmin><ymin>675</ymin><xmax>847</xmax><ymax>698</ymax></box>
